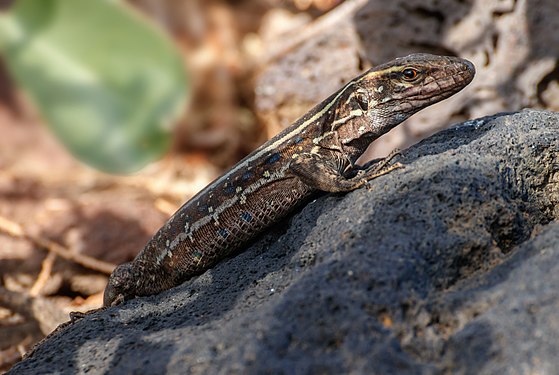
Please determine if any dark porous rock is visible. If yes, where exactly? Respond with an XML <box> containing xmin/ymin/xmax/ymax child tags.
<box><xmin>10</xmin><ymin>110</ymin><xmax>559</xmax><ymax>374</ymax></box>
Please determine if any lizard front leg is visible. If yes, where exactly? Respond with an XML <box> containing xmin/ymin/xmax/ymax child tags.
<box><xmin>289</xmin><ymin>151</ymin><xmax>402</xmax><ymax>193</ymax></box>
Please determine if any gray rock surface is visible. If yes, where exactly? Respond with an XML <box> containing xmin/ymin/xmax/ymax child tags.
<box><xmin>10</xmin><ymin>110</ymin><xmax>559</xmax><ymax>374</ymax></box>
<box><xmin>256</xmin><ymin>0</ymin><xmax>559</xmax><ymax>157</ymax></box>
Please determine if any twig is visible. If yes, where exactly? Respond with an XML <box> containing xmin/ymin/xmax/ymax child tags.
<box><xmin>29</xmin><ymin>252</ymin><xmax>57</xmax><ymax>297</ymax></box>
<box><xmin>0</xmin><ymin>215</ymin><xmax>115</xmax><ymax>275</ymax></box>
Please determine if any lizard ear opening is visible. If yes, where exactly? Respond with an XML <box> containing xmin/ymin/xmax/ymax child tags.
<box><xmin>355</xmin><ymin>92</ymin><xmax>369</xmax><ymax>111</ymax></box>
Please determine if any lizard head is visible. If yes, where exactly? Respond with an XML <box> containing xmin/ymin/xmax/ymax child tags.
<box><xmin>331</xmin><ymin>54</ymin><xmax>475</xmax><ymax>146</ymax></box>
<box><xmin>103</xmin><ymin>262</ymin><xmax>134</xmax><ymax>307</ymax></box>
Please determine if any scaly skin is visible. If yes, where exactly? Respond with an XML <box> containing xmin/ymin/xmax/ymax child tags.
<box><xmin>104</xmin><ymin>54</ymin><xmax>475</xmax><ymax>307</ymax></box>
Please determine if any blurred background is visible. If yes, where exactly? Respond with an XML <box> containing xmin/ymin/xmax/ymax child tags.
<box><xmin>1</xmin><ymin>0</ymin><xmax>558</xmax><ymax>369</ymax></box>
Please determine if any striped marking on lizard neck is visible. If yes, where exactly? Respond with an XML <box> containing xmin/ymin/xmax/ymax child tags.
<box><xmin>190</xmin><ymin>68</ymin><xmax>396</xmax><ymax>192</ymax></box>
<box><xmin>191</xmin><ymin>81</ymin><xmax>359</xmax><ymax>194</ymax></box>
<box><xmin>192</xmin><ymin>67</ymin><xmax>396</xmax><ymax>197</ymax></box>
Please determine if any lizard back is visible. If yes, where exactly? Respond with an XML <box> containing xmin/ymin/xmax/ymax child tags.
<box><xmin>104</xmin><ymin>54</ymin><xmax>475</xmax><ymax>306</ymax></box>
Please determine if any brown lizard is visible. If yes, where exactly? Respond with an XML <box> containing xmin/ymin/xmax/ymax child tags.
<box><xmin>104</xmin><ymin>54</ymin><xmax>475</xmax><ymax>307</ymax></box>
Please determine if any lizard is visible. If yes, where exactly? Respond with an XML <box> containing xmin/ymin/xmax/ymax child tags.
<box><xmin>103</xmin><ymin>53</ymin><xmax>475</xmax><ymax>307</ymax></box>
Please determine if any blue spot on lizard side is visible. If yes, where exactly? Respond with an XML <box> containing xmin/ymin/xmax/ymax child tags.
<box><xmin>242</xmin><ymin>171</ymin><xmax>253</xmax><ymax>181</ymax></box>
<box><xmin>241</xmin><ymin>211</ymin><xmax>253</xmax><ymax>222</ymax></box>
<box><xmin>266</xmin><ymin>152</ymin><xmax>281</xmax><ymax>164</ymax></box>
<box><xmin>218</xmin><ymin>228</ymin><xmax>229</xmax><ymax>239</ymax></box>
<box><xmin>224</xmin><ymin>184</ymin><xmax>236</xmax><ymax>195</ymax></box>
<box><xmin>293</xmin><ymin>136</ymin><xmax>303</xmax><ymax>144</ymax></box>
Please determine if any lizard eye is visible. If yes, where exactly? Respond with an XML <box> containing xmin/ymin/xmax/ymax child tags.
<box><xmin>355</xmin><ymin>92</ymin><xmax>369</xmax><ymax>111</ymax></box>
<box><xmin>402</xmin><ymin>68</ymin><xmax>419</xmax><ymax>81</ymax></box>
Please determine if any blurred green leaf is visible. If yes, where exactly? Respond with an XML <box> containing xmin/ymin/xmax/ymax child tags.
<box><xmin>0</xmin><ymin>0</ymin><xmax>188</xmax><ymax>173</ymax></box>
